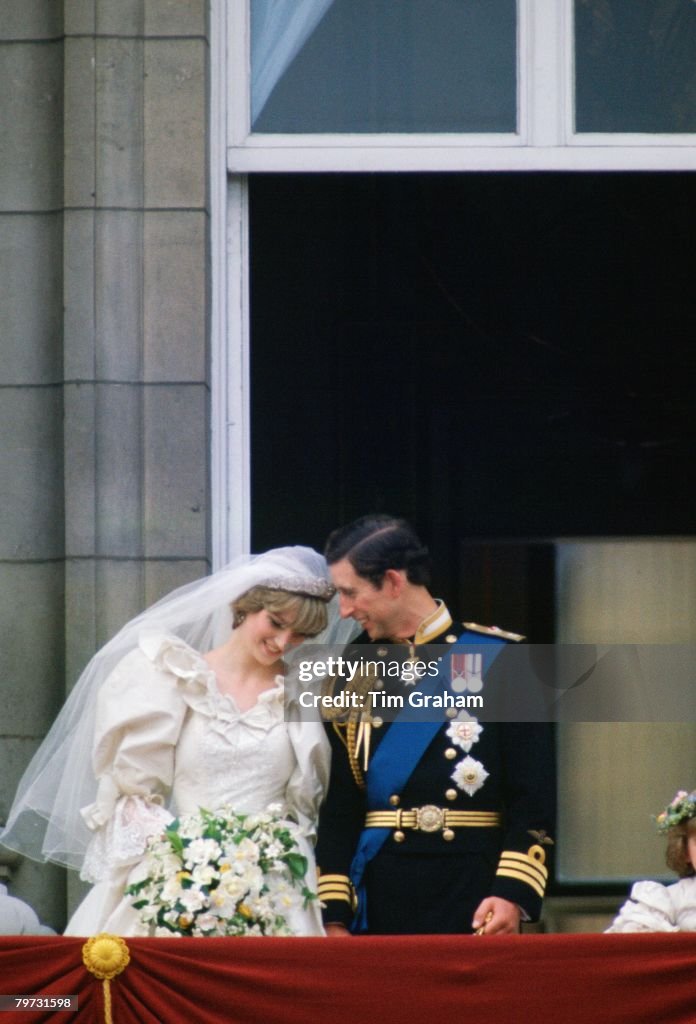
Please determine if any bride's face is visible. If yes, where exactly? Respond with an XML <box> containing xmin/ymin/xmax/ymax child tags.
<box><xmin>239</xmin><ymin>608</ymin><xmax>307</xmax><ymax>666</ymax></box>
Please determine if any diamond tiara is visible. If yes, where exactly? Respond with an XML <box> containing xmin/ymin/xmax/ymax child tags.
<box><xmin>263</xmin><ymin>575</ymin><xmax>335</xmax><ymax>600</ymax></box>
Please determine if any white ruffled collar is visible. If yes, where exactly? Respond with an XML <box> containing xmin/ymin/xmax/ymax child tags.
<box><xmin>137</xmin><ymin>631</ymin><xmax>285</xmax><ymax>726</ymax></box>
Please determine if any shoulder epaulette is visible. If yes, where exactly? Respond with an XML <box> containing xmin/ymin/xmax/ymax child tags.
<box><xmin>461</xmin><ymin>622</ymin><xmax>525</xmax><ymax>643</ymax></box>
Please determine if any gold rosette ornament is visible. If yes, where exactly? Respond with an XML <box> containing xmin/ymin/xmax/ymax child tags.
<box><xmin>82</xmin><ymin>933</ymin><xmax>130</xmax><ymax>1024</ymax></box>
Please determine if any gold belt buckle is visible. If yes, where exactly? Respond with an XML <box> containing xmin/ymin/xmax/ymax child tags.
<box><xmin>414</xmin><ymin>805</ymin><xmax>445</xmax><ymax>833</ymax></box>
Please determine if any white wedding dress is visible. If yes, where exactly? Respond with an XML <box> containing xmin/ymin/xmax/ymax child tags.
<box><xmin>65</xmin><ymin>633</ymin><xmax>329</xmax><ymax>937</ymax></box>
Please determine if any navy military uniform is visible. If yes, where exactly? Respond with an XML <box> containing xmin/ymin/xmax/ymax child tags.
<box><xmin>315</xmin><ymin>602</ymin><xmax>556</xmax><ymax>934</ymax></box>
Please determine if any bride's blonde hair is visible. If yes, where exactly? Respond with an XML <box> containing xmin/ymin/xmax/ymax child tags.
<box><xmin>232</xmin><ymin>585</ymin><xmax>328</xmax><ymax>637</ymax></box>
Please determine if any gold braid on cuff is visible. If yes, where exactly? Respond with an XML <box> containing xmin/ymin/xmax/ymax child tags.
<box><xmin>317</xmin><ymin>873</ymin><xmax>357</xmax><ymax>910</ymax></box>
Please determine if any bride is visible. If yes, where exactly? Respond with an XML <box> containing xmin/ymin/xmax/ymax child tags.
<box><xmin>1</xmin><ymin>547</ymin><xmax>349</xmax><ymax>936</ymax></box>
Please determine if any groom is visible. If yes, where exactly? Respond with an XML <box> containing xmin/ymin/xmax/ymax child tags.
<box><xmin>315</xmin><ymin>514</ymin><xmax>556</xmax><ymax>935</ymax></box>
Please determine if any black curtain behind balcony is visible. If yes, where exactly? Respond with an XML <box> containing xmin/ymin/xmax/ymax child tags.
<box><xmin>249</xmin><ymin>172</ymin><xmax>696</xmax><ymax>634</ymax></box>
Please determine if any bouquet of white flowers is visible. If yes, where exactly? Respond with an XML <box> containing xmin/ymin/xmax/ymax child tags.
<box><xmin>125</xmin><ymin>805</ymin><xmax>316</xmax><ymax>937</ymax></box>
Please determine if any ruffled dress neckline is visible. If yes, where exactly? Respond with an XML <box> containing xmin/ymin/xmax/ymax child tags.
<box><xmin>138</xmin><ymin>631</ymin><xmax>285</xmax><ymax>727</ymax></box>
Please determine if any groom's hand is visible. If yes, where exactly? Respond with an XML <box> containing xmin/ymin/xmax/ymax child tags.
<box><xmin>472</xmin><ymin>896</ymin><xmax>521</xmax><ymax>934</ymax></box>
<box><xmin>326</xmin><ymin>923</ymin><xmax>352</xmax><ymax>937</ymax></box>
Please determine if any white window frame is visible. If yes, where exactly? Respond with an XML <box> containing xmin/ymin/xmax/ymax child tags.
<box><xmin>227</xmin><ymin>0</ymin><xmax>696</xmax><ymax>173</ymax></box>
<box><xmin>211</xmin><ymin>0</ymin><xmax>251</xmax><ymax>565</ymax></box>
<box><xmin>210</xmin><ymin>0</ymin><xmax>696</xmax><ymax>564</ymax></box>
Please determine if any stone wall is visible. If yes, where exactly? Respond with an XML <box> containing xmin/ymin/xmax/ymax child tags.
<box><xmin>0</xmin><ymin>0</ymin><xmax>210</xmax><ymax>931</ymax></box>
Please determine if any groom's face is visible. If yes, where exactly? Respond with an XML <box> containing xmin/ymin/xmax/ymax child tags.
<box><xmin>329</xmin><ymin>558</ymin><xmax>399</xmax><ymax>639</ymax></box>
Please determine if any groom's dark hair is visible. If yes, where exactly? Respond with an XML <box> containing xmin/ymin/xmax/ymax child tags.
<box><xmin>324</xmin><ymin>514</ymin><xmax>431</xmax><ymax>589</ymax></box>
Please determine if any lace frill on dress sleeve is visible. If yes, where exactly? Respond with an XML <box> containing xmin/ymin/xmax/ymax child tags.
<box><xmin>79</xmin><ymin>633</ymin><xmax>211</xmax><ymax>883</ymax></box>
<box><xmin>605</xmin><ymin>880</ymin><xmax>680</xmax><ymax>933</ymax></box>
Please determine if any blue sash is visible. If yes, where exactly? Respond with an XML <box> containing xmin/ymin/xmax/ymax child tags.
<box><xmin>349</xmin><ymin>629</ymin><xmax>507</xmax><ymax>933</ymax></box>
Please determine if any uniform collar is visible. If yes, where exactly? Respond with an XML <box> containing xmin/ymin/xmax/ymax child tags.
<box><xmin>412</xmin><ymin>600</ymin><xmax>453</xmax><ymax>645</ymax></box>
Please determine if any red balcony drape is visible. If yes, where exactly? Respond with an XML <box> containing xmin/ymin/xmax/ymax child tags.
<box><xmin>1</xmin><ymin>933</ymin><xmax>695</xmax><ymax>1024</ymax></box>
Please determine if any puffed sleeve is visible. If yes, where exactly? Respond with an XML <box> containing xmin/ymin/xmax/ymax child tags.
<box><xmin>79</xmin><ymin>634</ymin><xmax>205</xmax><ymax>882</ymax></box>
<box><xmin>605</xmin><ymin>880</ymin><xmax>679</xmax><ymax>933</ymax></box>
<box><xmin>284</xmin><ymin>718</ymin><xmax>331</xmax><ymax>842</ymax></box>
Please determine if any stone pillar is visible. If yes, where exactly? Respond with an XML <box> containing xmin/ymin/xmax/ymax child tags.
<box><xmin>1</xmin><ymin>0</ymin><xmax>210</xmax><ymax>929</ymax></box>
<box><xmin>0</xmin><ymin>0</ymin><xmax>68</xmax><ymax>932</ymax></box>
<box><xmin>63</xmin><ymin>0</ymin><xmax>209</xmax><ymax>675</ymax></box>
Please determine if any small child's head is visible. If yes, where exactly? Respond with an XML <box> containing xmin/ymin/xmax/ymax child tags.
<box><xmin>656</xmin><ymin>790</ymin><xmax>696</xmax><ymax>878</ymax></box>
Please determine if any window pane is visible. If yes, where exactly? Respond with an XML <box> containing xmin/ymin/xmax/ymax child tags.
<box><xmin>575</xmin><ymin>0</ymin><xmax>696</xmax><ymax>133</ymax></box>
<box><xmin>251</xmin><ymin>0</ymin><xmax>517</xmax><ymax>134</ymax></box>
<box><xmin>555</xmin><ymin>540</ymin><xmax>696</xmax><ymax>883</ymax></box>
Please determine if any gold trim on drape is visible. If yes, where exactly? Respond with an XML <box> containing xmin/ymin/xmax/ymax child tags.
<box><xmin>82</xmin><ymin>933</ymin><xmax>131</xmax><ymax>1024</ymax></box>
